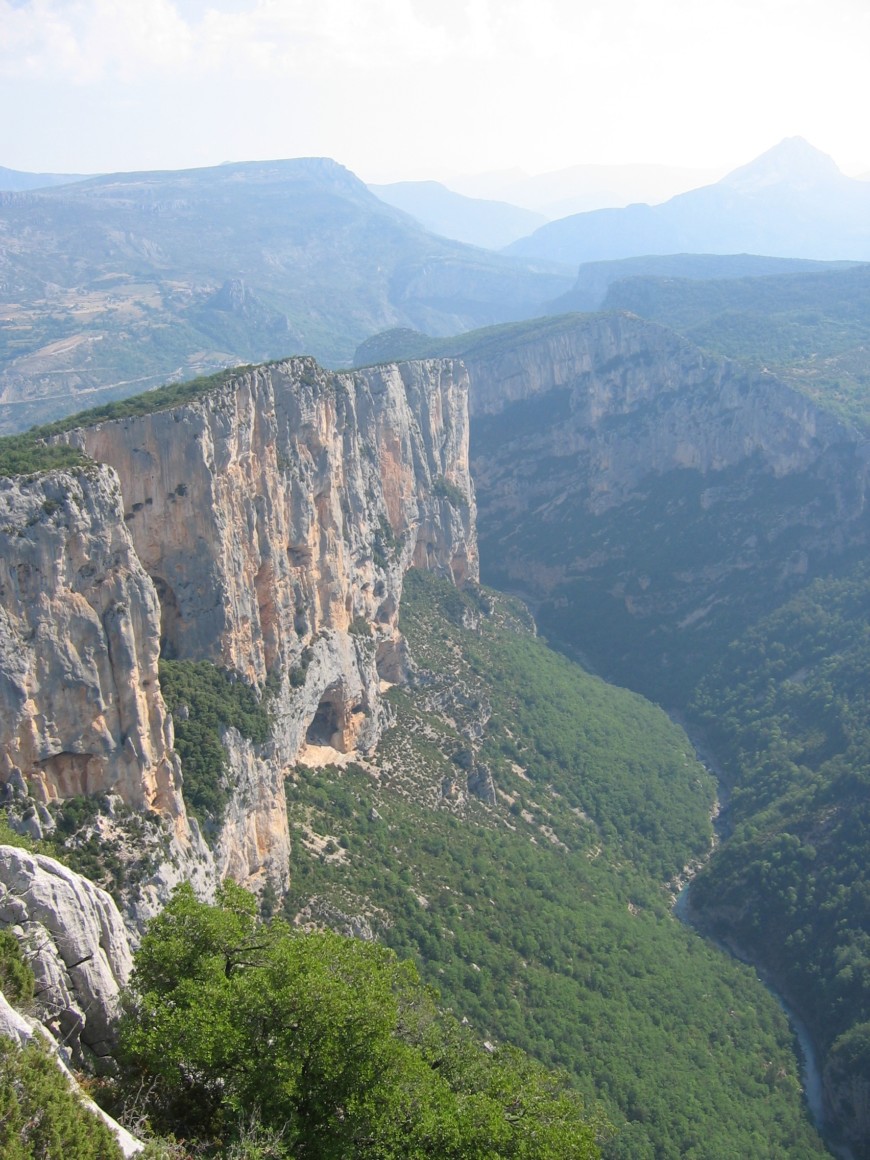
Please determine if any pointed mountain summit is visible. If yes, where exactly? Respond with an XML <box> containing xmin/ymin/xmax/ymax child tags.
<box><xmin>720</xmin><ymin>137</ymin><xmax>843</xmax><ymax>192</ymax></box>
<box><xmin>506</xmin><ymin>139</ymin><xmax>870</xmax><ymax>265</ymax></box>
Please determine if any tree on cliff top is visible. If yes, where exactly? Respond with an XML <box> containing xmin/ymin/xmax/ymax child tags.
<box><xmin>118</xmin><ymin>881</ymin><xmax>605</xmax><ymax>1158</ymax></box>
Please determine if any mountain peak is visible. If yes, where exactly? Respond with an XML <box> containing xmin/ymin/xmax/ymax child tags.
<box><xmin>720</xmin><ymin>137</ymin><xmax>842</xmax><ymax>191</ymax></box>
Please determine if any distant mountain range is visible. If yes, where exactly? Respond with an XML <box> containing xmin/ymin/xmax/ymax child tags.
<box><xmin>0</xmin><ymin>164</ymin><xmax>87</xmax><ymax>191</ymax></box>
<box><xmin>5</xmin><ymin>138</ymin><xmax>869</xmax><ymax>436</ymax></box>
<box><xmin>444</xmin><ymin>161</ymin><xmax>726</xmax><ymax>216</ymax></box>
<box><xmin>506</xmin><ymin>138</ymin><xmax>870</xmax><ymax>264</ymax></box>
<box><xmin>369</xmin><ymin>180</ymin><xmax>546</xmax><ymax>249</ymax></box>
<box><xmin>0</xmin><ymin>157</ymin><xmax>571</xmax><ymax>433</ymax></box>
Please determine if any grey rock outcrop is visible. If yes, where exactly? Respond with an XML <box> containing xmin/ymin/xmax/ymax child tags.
<box><xmin>214</xmin><ymin>727</ymin><xmax>289</xmax><ymax>893</ymax></box>
<box><xmin>0</xmin><ymin>988</ymin><xmax>40</xmax><ymax>1049</ymax></box>
<box><xmin>467</xmin><ymin>762</ymin><xmax>497</xmax><ymax>807</ymax></box>
<box><xmin>0</xmin><ymin>844</ymin><xmax>133</xmax><ymax>1059</ymax></box>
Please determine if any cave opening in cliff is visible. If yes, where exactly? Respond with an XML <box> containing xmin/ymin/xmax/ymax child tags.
<box><xmin>151</xmin><ymin>575</ymin><xmax>181</xmax><ymax>659</ymax></box>
<box><xmin>306</xmin><ymin>684</ymin><xmax>345</xmax><ymax>749</ymax></box>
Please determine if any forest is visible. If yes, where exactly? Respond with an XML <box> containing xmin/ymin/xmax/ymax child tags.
<box><xmin>281</xmin><ymin>573</ymin><xmax>827</xmax><ymax>1158</ymax></box>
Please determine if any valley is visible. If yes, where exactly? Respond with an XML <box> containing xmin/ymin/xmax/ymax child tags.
<box><xmin>0</xmin><ymin>329</ymin><xmax>850</xmax><ymax>1157</ymax></box>
<box><xmin>1</xmin><ymin>142</ymin><xmax>870</xmax><ymax>1157</ymax></box>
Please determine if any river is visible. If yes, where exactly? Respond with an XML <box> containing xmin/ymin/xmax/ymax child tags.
<box><xmin>671</xmin><ymin>720</ymin><xmax>854</xmax><ymax>1160</ymax></box>
<box><xmin>673</xmin><ymin>880</ymin><xmax>847</xmax><ymax>1154</ymax></box>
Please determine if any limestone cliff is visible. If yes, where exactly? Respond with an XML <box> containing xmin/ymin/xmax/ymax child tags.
<box><xmin>0</xmin><ymin>466</ymin><xmax>187</xmax><ymax>825</ymax></box>
<box><xmin>66</xmin><ymin>358</ymin><xmax>475</xmax><ymax>683</ymax></box>
<box><xmin>0</xmin><ymin>355</ymin><xmax>475</xmax><ymax>909</ymax></box>
<box><xmin>466</xmin><ymin>312</ymin><xmax>870</xmax><ymax>701</ymax></box>
<box><xmin>467</xmin><ymin>312</ymin><xmax>859</xmax><ymax>509</ymax></box>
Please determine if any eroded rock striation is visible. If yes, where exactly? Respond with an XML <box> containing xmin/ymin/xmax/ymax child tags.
<box><xmin>467</xmin><ymin>312</ymin><xmax>860</xmax><ymax>504</ymax></box>
<box><xmin>0</xmin><ymin>845</ymin><xmax>133</xmax><ymax>1059</ymax></box>
<box><xmin>0</xmin><ymin>846</ymin><xmax>143</xmax><ymax>1156</ymax></box>
<box><xmin>67</xmin><ymin>356</ymin><xmax>474</xmax><ymax>730</ymax></box>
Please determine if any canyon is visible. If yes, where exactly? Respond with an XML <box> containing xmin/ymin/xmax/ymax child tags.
<box><xmin>1</xmin><ymin>309</ymin><xmax>868</xmax><ymax>1153</ymax></box>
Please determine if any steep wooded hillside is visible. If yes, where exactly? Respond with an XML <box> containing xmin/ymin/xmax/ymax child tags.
<box><xmin>418</xmin><ymin>310</ymin><xmax>869</xmax><ymax>1154</ymax></box>
<box><xmin>283</xmin><ymin>571</ymin><xmax>826</xmax><ymax>1159</ymax></box>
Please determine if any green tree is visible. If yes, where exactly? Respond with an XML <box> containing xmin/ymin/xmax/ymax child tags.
<box><xmin>119</xmin><ymin>883</ymin><xmax>603</xmax><ymax>1158</ymax></box>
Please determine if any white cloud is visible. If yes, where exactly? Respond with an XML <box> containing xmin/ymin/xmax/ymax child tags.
<box><xmin>0</xmin><ymin>0</ymin><xmax>193</xmax><ymax>81</ymax></box>
<box><xmin>0</xmin><ymin>0</ymin><xmax>868</xmax><ymax>178</ymax></box>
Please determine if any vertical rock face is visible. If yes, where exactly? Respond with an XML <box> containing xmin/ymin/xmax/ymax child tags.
<box><xmin>68</xmin><ymin>361</ymin><xmax>477</xmax><ymax>756</ymax></box>
<box><xmin>0</xmin><ymin>466</ymin><xmax>187</xmax><ymax>826</ymax></box>
<box><xmin>68</xmin><ymin>358</ymin><xmax>475</xmax><ymax>687</ymax></box>
<box><xmin>0</xmin><ymin>356</ymin><xmax>475</xmax><ymax>900</ymax></box>
<box><xmin>465</xmin><ymin>312</ymin><xmax>856</xmax><ymax>494</ymax></box>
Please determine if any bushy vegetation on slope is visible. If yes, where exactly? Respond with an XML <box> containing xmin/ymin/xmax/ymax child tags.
<box><xmin>158</xmin><ymin>659</ymin><xmax>273</xmax><ymax>827</ymax></box>
<box><xmin>0</xmin><ymin>362</ymin><xmax>261</xmax><ymax>479</ymax></box>
<box><xmin>116</xmin><ymin>880</ymin><xmax>605</xmax><ymax>1159</ymax></box>
<box><xmin>0</xmin><ymin>434</ymin><xmax>89</xmax><ymax>478</ymax></box>
<box><xmin>284</xmin><ymin>571</ymin><xmax>827</xmax><ymax>1158</ymax></box>
<box><xmin>0</xmin><ymin>1036</ymin><xmax>122</xmax><ymax>1159</ymax></box>
<box><xmin>691</xmin><ymin>562</ymin><xmax>870</xmax><ymax>1082</ymax></box>
<box><xmin>0</xmin><ymin>929</ymin><xmax>34</xmax><ymax>1008</ymax></box>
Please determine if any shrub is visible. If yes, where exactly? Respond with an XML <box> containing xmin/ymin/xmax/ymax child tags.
<box><xmin>0</xmin><ymin>1035</ymin><xmax>123</xmax><ymax>1159</ymax></box>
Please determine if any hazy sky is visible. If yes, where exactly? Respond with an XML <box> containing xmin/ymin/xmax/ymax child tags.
<box><xmin>1</xmin><ymin>0</ymin><xmax>868</xmax><ymax>182</ymax></box>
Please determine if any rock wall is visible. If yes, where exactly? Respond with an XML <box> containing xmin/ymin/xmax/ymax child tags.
<box><xmin>67</xmin><ymin>359</ymin><xmax>475</xmax><ymax>682</ymax></box>
<box><xmin>466</xmin><ymin>312</ymin><xmax>862</xmax><ymax>514</ymax></box>
<box><xmin>466</xmin><ymin>312</ymin><xmax>870</xmax><ymax>701</ymax></box>
<box><xmin>0</xmin><ymin>467</ymin><xmax>187</xmax><ymax>826</ymax></box>
<box><xmin>51</xmin><ymin>356</ymin><xmax>476</xmax><ymax>889</ymax></box>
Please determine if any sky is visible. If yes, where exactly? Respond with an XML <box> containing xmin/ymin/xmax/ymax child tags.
<box><xmin>1</xmin><ymin>0</ymin><xmax>869</xmax><ymax>184</ymax></box>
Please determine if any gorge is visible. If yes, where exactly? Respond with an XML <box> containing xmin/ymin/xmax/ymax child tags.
<box><xmin>1</xmin><ymin>306</ymin><xmax>869</xmax><ymax>1155</ymax></box>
